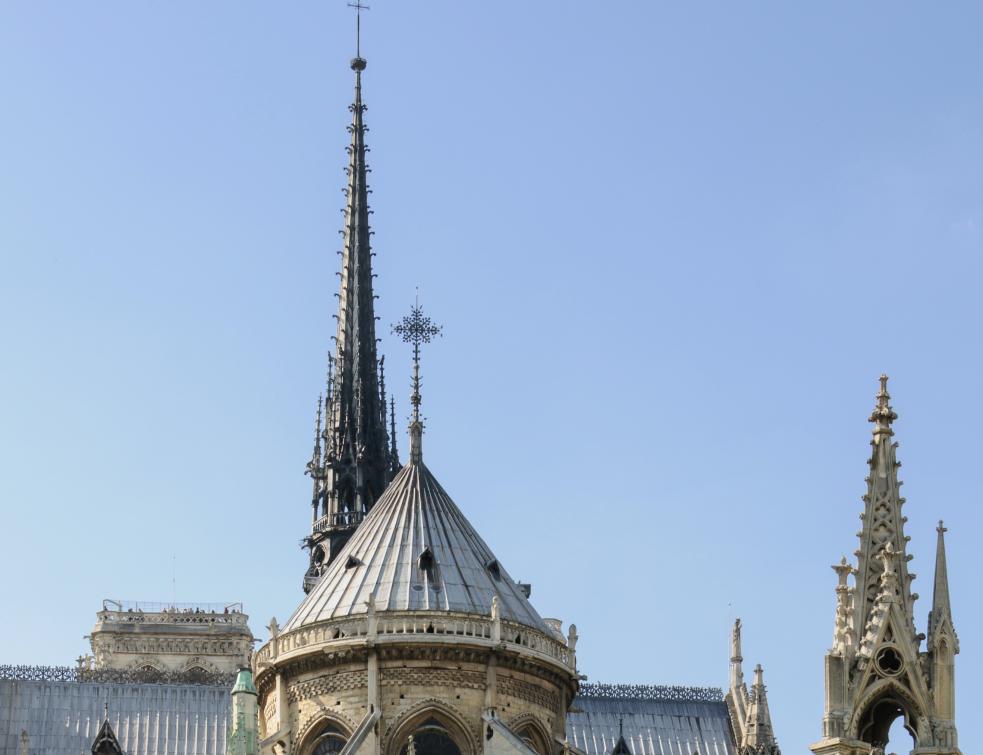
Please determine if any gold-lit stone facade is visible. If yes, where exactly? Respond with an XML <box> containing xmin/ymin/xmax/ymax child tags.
<box><xmin>254</xmin><ymin>608</ymin><xmax>578</xmax><ymax>755</ymax></box>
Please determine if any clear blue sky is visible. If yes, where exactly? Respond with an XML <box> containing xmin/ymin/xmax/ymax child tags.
<box><xmin>1</xmin><ymin>2</ymin><xmax>981</xmax><ymax>751</ymax></box>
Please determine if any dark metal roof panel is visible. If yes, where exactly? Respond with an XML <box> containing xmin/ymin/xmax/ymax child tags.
<box><xmin>567</xmin><ymin>689</ymin><xmax>736</xmax><ymax>755</ymax></box>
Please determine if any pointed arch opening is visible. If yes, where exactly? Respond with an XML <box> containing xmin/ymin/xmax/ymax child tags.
<box><xmin>857</xmin><ymin>695</ymin><xmax>918</xmax><ymax>753</ymax></box>
<box><xmin>513</xmin><ymin>721</ymin><xmax>551</xmax><ymax>755</ymax></box>
<box><xmin>297</xmin><ymin>715</ymin><xmax>354</xmax><ymax>755</ymax></box>
<box><xmin>385</xmin><ymin>704</ymin><xmax>474</xmax><ymax>755</ymax></box>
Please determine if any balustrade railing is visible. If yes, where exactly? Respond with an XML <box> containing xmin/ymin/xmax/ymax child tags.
<box><xmin>95</xmin><ymin>600</ymin><xmax>248</xmax><ymax>627</ymax></box>
<box><xmin>312</xmin><ymin>511</ymin><xmax>365</xmax><ymax>533</ymax></box>
<box><xmin>254</xmin><ymin>612</ymin><xmax>573</xmax><ymax>671</ymax></box>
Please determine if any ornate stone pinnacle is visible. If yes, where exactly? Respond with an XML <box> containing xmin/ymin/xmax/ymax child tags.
<box><xmin>869</xmin><ymin>374</ymin><xmax>898</xmax><ymax>441</ymax></box>
<box><xmin>832</xmin><ymin>557</ymin><xmax>853</xmax><ymax>587</ymax></box>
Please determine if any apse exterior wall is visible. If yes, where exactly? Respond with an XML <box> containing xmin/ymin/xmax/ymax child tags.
<box><xmin>0</xmin><ymin>679</ymin><xmax>231</xmax><ymax>755</ymax></box>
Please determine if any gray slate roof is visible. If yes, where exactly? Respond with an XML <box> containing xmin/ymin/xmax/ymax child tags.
<box><xmin>567</xmin><ymin>686</ymin><xmax>736</xmax><ymax>755</ymax></box>
<box><xmin>0</xmin><ymin>679</ymin><xmax>231</xmax><ymax>755</ymax></box>
<box><xmin>284</xmin><ymin>461</ymin><xmax>548</xmax><ymax>632</ymax></box>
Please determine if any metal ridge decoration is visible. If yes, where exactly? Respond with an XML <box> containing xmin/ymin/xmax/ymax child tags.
<box><xmin>577</xmin><ymin>682</ymin><xmax>725</xmax><ymax>703</ymax></box>
<box><xmin>0</xmin><ymin>664</ymin><xmax>235</xmax><ymax>687</ymax></box>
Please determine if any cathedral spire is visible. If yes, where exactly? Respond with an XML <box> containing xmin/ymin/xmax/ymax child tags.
<box><xmin>853</xmin><ymin>374</ymin><xmax>917</xmax><ymax>638</ymax></box>
<box><xmin>302</xmin><ymin>26</ymin><xmax>396</xmax><ymax>592</ymax></box>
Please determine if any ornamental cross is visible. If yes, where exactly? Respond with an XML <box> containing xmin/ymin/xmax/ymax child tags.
<box><xmin>393</xmin><ymin>305</ymin><xmax>443</xmax><ymax>350</ymax></box>
<box><xmin>392</xmin><ymin>302</ymin><xmax>442</xmax><ymax>461</ymax></box>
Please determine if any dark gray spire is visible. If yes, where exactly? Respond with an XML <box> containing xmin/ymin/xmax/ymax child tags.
<box><xmin>302</xmin><ymin>52</ymin><xmax>396</xmax><ymax>592</ymax></box>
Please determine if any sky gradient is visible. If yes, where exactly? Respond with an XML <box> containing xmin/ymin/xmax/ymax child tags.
<box><xmin>1</xmin><ymin>2</ymin><xmax>981</xmax><ymax>752</ymax></box>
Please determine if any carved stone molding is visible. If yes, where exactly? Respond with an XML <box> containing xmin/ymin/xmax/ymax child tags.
<box><xmin>497</xmin><ymin>676</ymin><xmax>559</xmax><ymax>712</ymax></box>
<box><xmin>287</xmin><ymin>671</ymin><xmax>368</xmax><ymax>703</ymax></box>
<box><xmin>380</xmin><ymin>667</ymin><xmax>484</xmax><ymax>691</ymax></box>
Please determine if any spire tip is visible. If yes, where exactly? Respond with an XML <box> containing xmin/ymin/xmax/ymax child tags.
<box><xmin>869</xmin><ymin>373</ymin><xmax>897</xmax><ymax>440</ymax></box>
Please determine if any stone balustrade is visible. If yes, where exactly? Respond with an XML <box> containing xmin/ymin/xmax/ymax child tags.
<box><xmin>254</xmin><ymin>611</ymin><xmax>574</xmax><ymax>674</ymax></box>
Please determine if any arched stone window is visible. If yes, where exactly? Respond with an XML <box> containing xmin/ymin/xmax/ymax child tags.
<box><xmin>308</xmin><ymin>724</ymin><xmax>349</xmax><ymax>755</ymax></box>
<box><xmin>398</xmin><ymin>718</ymin><xmax>461</xmax><ymax>755</ymax></box>
<box><xmin>514</xmin><ymin>722</ymin><xmax>551</xmax><ymax>755</ymax></box>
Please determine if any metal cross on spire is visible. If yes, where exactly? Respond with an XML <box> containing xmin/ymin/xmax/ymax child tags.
<box><xmin>392</xmin><ymin>300</ymin><xmax>442</xmax><ymax>463</ymax></box>
<box><xmin>348</xmin><ymin>1</ymin><xmax>370</xmax><ymax>59</ymax></box>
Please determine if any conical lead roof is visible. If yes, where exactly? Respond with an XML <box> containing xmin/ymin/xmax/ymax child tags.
<box><xmin>284</xmin><ymin>459</ymin><xmax>547</xmax><ymax>633</ymax></box>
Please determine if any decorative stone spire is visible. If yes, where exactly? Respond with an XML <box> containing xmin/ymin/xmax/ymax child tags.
<box><xmin>928</xmin><ymin>521</ymin><xmax>956</xmax><ymax>645</ymax></box>
<box><xmin>741</xmin><ymin>665</ymin><xmax>780</xmax><ymax>755</ymax></box>
<box><xmin>830</xmin><ymin>557</ymin><xmax>856</xmax><ymax>656</ymax></box>
<box><xmin>392</xmin><ymin>302</ymin><xmax>442</xmax><ymax>465</ymax></box>
<box><xmin>853</xmin><ymin>375</ymin><xmax>917</xmax><ymax>639</ymax></box>
<box><xmin>301</xmin><ymin>37</ymin><xmax>398</xmax><ymax>591</ymax></box>
<box><xmin>927</xmin><ymin>521</ymin><xmax>959</xmax><ymax>748</ymax></box>
<box><xmin>812</xmin><ymin>377</ymin><xmax>963</xmax><ymax>755</ymax></box>
<box><xmin>729</xmin><ymin>618</ymin><xmax>745</xmax><ymax>694</ymax></box>
<box><xmin>726</xmin><ymin>617</ymin><xmax>749</xmax><ymax>741</ymax></box>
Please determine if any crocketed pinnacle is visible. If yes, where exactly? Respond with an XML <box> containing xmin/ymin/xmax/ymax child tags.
<box><xmin>928</xmin><ymin>520</ymin><xmax>957</xmax><ymax>647</ymax></box>
<box><xmin>854</xmin><ymin>374</ymin><xmax>917</xmax><ymax>643</ymax></box>
<box><xmin>742</xmin><ymin>665</ymin><xmax>780</xmax><ymax>754</ymax></box>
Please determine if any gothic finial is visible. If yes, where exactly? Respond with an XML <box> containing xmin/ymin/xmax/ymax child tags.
<box><xmin>869</xmin><ymin>374</ymin><xmax>897</xmax><ymax>441</ymax></box>
<box><xmin>392</xmin><ymin>302</ymin><xmax>442</xmax><ymax>464</ymax></box>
